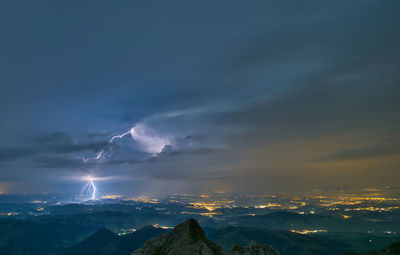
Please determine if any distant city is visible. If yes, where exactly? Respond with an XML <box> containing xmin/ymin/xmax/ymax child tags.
<box><xmin>2</xmin><ymin>186</ymin><xmax>399</xmax><ymax>237</ymax></box>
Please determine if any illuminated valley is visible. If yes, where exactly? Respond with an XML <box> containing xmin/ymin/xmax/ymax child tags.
<box><xmin>1</xmin><ymin>186</ymin><xmax>399</xmax><ymax>238</ymax></box>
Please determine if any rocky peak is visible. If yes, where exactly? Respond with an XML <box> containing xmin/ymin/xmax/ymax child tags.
<box><xmin>228</xmin><ymin>241</ymin><xmax>280</xmax><ymax>255</ymax></box>
<box><xmin>132</xmin><ymin>219</ymin><xmax>223</xmax><ymax>255</ymax></box>
<box><xmin>166</xmin><ymin>218</ymin><xmax>207</xmax><ymax>243</ymax></box>
<box><xmin>132</xmin><ymin>219</ymin><xmax>280</xmax><ymax>255</ymax></box>
<box><xmin>132</xmin><ymin>233</ymin><xmax>168</xmax><ymax>255</ymax></box>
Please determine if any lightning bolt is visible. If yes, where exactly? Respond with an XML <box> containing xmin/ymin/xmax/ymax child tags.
<box><xmin>90</xmin><ymin>179</ymin><xmax>96</xmax><ymax>200</ymax></box>
<box><xmin>79</xmin><ymin>124</ymin><xmax>168</xmax><ymax>199</ymax></box>
<box><xmin>95</xmin><ymin>130</ymin><xmax>132</xmax><ymax>160</ymax></box>
<box><xmin>80</xmin><ymin>130</ymin><xmax>132</xmax><ymax>200</ymax></box>
<box><xmin>81</xmin><ymin>177</ymin><xmax>97</xmax><ymax>200</ymax></box>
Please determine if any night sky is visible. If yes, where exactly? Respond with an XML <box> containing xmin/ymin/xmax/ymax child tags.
<box><xmin>0</xmin><ymin>1</ymin><xmax>399</xmax><ymax>196</ymax></box>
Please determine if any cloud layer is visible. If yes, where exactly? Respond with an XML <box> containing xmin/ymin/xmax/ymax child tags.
<box><xmin>0</xmin><ymin>0</ymin><xmax>399</xmax><ymax>195</ymax></box>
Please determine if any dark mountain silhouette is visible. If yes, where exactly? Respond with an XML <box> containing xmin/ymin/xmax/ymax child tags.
<box><xmin>209</xmin><ymin>225</ymin><xmax>342</xmax><ymax>255</ymax></box>
<box><xmin>228</xmin><ymin>241</ymin><xmax>280</xmax><ymax>255</ymax></box>
<box><xmin>63</xmin><ymin>228</ymin><xmax>118</xmax><ymax>255</ymax></box>
<box><xmin>0</xmin><ymin>220</ymin><xmax>72</xmax><ymax>255</ymax></box>
<box><xmin>64</xmin><ymin>225</ymin><xmax>169</xmax><ymax>255</ymax></box>
<box><xmin>133</xmin><ymin>219</ymin><xmax>225</xmax><ymax>255</ymax></box>
<box><xmin>132</xmin><ymin>219</ymin><xmax>280</xmax><ymax>255</ymax></box>
<box><xmin>1</xmin><ymin>216</ymin><xmax>396</xmax><ymax>255</ymax></box>
<box><xmin>346</xmin><ymin>240</ymin><xmax>400</xmax><ymax>255</ymax></box>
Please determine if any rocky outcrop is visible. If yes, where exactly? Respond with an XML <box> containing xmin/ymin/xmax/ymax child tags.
<box><xmin>228</xmin><ymin>241</ymin><xmax>280</xmax><ymax>255</ymax></box>
<box><xmin>133</xmin><ymin>219</ymin><xmax>224</xmax><ymax>255</ymax></box>
<box><xmin>132</xmin><ymin>219</ymin><xmax>280</xmax><ymax>255</ymax></box>
<box><xmin>346</xmin><ymin>240</ymin><xmax>400</xmax><ymax>255</ymax></box>
<box><xmin>132</xmin><ymin>233</ymin><xmax>168</xmax><ymax>255</ymax></box>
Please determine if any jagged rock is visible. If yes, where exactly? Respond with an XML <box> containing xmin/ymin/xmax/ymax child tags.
<box><xmin>228</xmin><ymin>241</ymin><xmax>280</xmax><ymax>255</ymax></box>
<box><xmin>132</xmin><ymin>219</ymin><xmax>224</xmax><ymax>255</ymax></box>
<box><xmin>132</xmin><ymin>233</ymin><xmax>168</xmax><ymax>255</ymax></box>
<box><xmin>132</xmin><ymin>219</ymin><xmax>279</xmax><ymax>255</ymax></box>
<box><xmin>345</xmin><ymin>241</ymin><xmax>400</xmax><ymax>255</ymax></box>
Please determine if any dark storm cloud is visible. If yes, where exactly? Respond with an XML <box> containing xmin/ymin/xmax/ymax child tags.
<box><xmin>158</xmin><ymin>147</ymin><xmax>217</xmax><ymax>157</ymax></box>
<box><xmin>0</xmin><ymin>0</ymin><xmax>399</xmax><ymax>194</ymax></box>
<box><xmin>36</xmin><ymin>132</ymin><xmax>112</xmax><ymax>153</ymax></box>
<box><xmin>215</xmin><ymin>81</ymin><xmax>400</xmax><ymax>146</ymax></box>
<box><xmin>52</xmin><ymin>142</ymin><xmax>111</xmax><ymax>153</ymax></box>
<box><xmin>36</xmin><ymin>132</ymin><xmax>74</xmax><ymax>146</ymax></box>
<box><xmin>0</xmin><ymin>132</ymin><xmax>117</xmax><ymax>169</ymax></box>
<box><xmin>35</xmin><ymin>156</ymin><xmax>87</xmax><ymax>169</ymax></box>
<box><xmin>100</xmin><ymin>145</ymin><xmax>217</xmax><ymax>166</ymax></box>
<box><xmin>105</xmin><ymin>159</ymin><xmax>141</xmax><ymax>166</ymax></box>
<box><xmin>86</xmin><ymin>133</ymin><xmax>110</xmax><ymax>138</ymax></box>
<box><xmin>316</xmin><ymin>144</ymin><xmax>400</xmax><ymax>162</ymax></box>
<box><xmin>0</xmin><ymin>147</ymin><xmax>36</xmax><ymax>161</ymax></box>
<box><xmin>97</xmin><ymin>135</ymin><xmax>217</xmax><ymax>166</ymax></box>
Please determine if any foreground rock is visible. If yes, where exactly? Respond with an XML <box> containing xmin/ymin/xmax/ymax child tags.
<box><xmin>346</xmin><ymin>240</ymin><xmax>400</xmax><ymax>255</ymax></box>
<box><xmin>133</xmin><ymin>233</ymin><xmax>169</xmax><ymax>255</ymax></box>
<box><xmin>228</xmin><ymin>241</ymin><xmax>280</xmax><ymax>255</ymax></box>
<box><xmin>133</xmin><ymin>219</ymin><xmax>224</xmax><ymax>255</ymax></box>
<box><xmin>132</xmin><ymin>219</ymin><xmax>280</xmax><ymax>255</ymax></box>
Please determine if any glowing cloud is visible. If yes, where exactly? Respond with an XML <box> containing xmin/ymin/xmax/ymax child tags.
<box><xmin>130</xmin><ymin>123</ymin><xmax>170</xmax><ymax>155</ymax></box>
<box><xmin>94</xmin><ymin>123</ymin><xmax>170</xmax><ymax>160</ymax></box>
